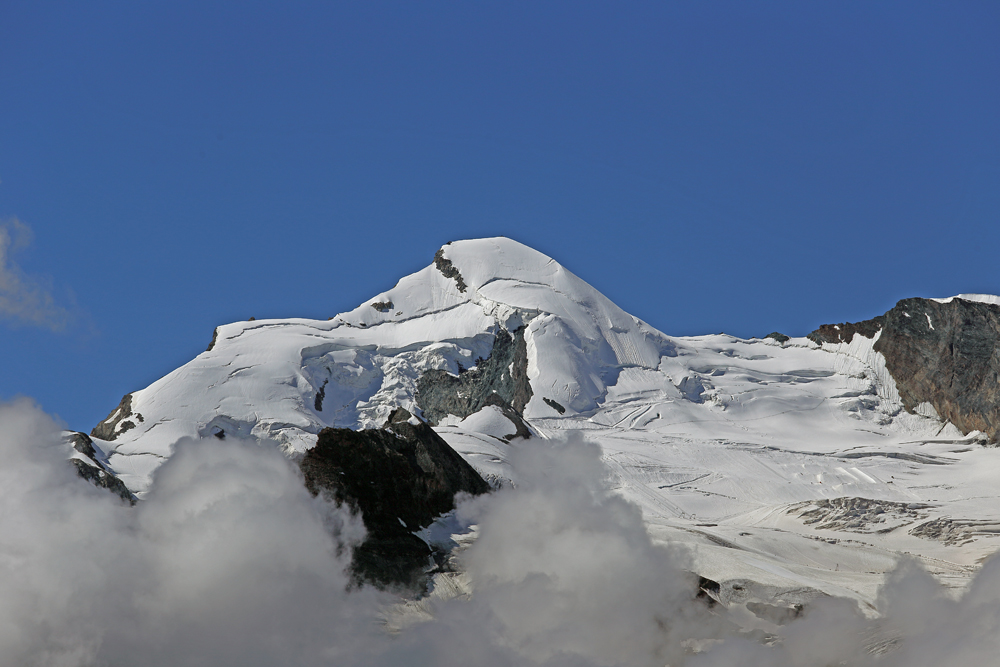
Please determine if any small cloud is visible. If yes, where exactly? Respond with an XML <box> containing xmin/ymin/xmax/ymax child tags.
<box><xmin>0</xmin><ymin>217</ymin><xmax>73</xmax><ymax>331</ymax></box>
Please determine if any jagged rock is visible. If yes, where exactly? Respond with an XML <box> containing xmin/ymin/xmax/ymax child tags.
<box><xmin>299</xmin><ymin>408</ymin><xmax>490</xmax><ymax>590</ymax></box>
<box><xmin>808</xmin><ymin>316</ymin><xmax>885</xmax><ymax>345</ymax></box>
<box><xmin>810</xmin><ymin>297</ymin><xmax>1000</xmax><ymax>442</ymax></box>
<box><xmin>416</xmin><ymin>326</ymin><xmax>533</xmax><ymax>425</ymax></box>
<box><xmin>314</xmin><ymin>380</ymin><xmax>327</xmax><ymax>412</ymax></box>
<box><xmin>67</xmin><ymin>432</ymin><xmax>136</xmax><ymax>505</ymax></box>
<box><xmin>433</xmin><ymin>245</ymin><xmax>467</xmax><ymax>293</ymax></box>
<box><xmin>543</xmin><ymin>397</ymin><xmax>566</xmax><ymax>414</ymax></box>
<box><xmin>791</xmin><ymin>496</ymin><xmax>929</xmax><ymax>533</ymax></box>
<box><xmin>909</xmin><ymin>517</ymin><xmax>1000</xmax><ymax>545</ymax></box>
<box><xmin>91</xmin><ymin>393</ymin><xmax>143</xmax><ymax>441</ymax></box>
<box><xmin>765</xmin><ymin>332</ymin><xmax>790</xmax><ymax>343</ymax></box>
<box><xmin>206</xmin><ymin>327</ymin><xmax>219</xmax><ymax>351</ymax></box>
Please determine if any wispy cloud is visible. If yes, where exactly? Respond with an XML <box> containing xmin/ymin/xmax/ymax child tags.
<box><xmin>0</xmin><ymin>217</ymin><xmax>73</xmax><ymax>331</ymax></box>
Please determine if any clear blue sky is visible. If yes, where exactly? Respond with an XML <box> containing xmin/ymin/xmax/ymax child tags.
<box><xmin>2</xmin><ymin>1</ymin><xmax>998</xmax><ymax>430</ymax></box>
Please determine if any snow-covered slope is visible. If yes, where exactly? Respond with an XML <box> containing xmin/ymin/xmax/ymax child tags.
<box><xmin>94</xmin><ymin>238</ymin><xmax>671</xmax><ymax>493</ymax></box>
<box><xmin>86</xmin><ymin>238</ymin><xmax>1000</xmax><ymax>608</ymax></box>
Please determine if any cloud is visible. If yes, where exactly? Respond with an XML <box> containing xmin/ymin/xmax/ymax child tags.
<box><xmin>0</xmin><ymin>399</ymin><xmax>388</xmax><ymax>666</ymax></box>
<box><xmin>0</xmin><ymin>217</ymin><xmax>73</xmax><ymax>331</ymax></box>
<box><xmin>3</xmin><ymin>399</ymin><xmax>1000</xmax><ymax>665</ymax></box>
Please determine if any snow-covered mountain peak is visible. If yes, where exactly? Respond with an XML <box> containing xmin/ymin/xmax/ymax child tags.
<box><xmin>77</xmin><ymin>238</ymin><xmax>1000</xmax><ymax>611</ymax></box>
<box><xmin>335</xmin><ymin>237</ymin><xmax>662</xmax><ymax>348</ymax></box>
<box><xmin>92</xmin><ymin>238</ymin><xmax>673</xmax><ymax>494</ymax></box>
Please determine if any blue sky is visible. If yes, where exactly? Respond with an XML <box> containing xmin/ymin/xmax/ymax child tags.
<box><xmin>1</xmin><ymin>1</ymin><xmax>998</xmax><ymax>430</ymax></box>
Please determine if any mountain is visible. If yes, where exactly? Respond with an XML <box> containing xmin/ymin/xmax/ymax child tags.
<box><xmin>75</xmin><ymin>237</ymin><xmax>1000</xmax><ymax>608</ymax></box>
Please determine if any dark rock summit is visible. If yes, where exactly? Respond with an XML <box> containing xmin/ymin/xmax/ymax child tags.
<box><xmin>810</xmin><ymin>297</ymin><xmax>1000</xmax><ymax>442</ymax></box>
<box><xmin>299</xmin><ymin>408</ymin><xmax>490</xmax><ymax>590</ymax></box>
<box><xmin>416</xmin><ymin>326</ymin><xmax>533</xmax><ymax>426</ymax></box>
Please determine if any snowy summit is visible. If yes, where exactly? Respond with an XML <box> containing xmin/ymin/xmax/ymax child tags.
<box><xmin>82</xmin><ymin>237</ymin><xmax>1000</xmax><ymax>608</ymax></box>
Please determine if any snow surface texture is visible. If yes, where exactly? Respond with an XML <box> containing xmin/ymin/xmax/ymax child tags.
<box><xmin>90</xmin><ymin>238</ymin><xmax>1000</xmax><ymax>609</ymax></box>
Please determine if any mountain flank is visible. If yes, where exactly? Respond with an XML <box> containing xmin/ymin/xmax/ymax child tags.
<box><xmin>810</xmin><ymin>296</ymin><xmax>1000</xmax><ymax>442</ymax></box>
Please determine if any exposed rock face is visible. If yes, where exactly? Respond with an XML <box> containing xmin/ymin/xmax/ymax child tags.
<box><xmin>299</xmin><ymin>408</ymin><xmax>490</xmax><ymax>590</ymax></box>
<box><xmin>807</xmin><ymin>316</ymin><xmax>885</xmax><ymax>346</ymax></box>
<box><xmin>909</xmin><ymin>517</ymin><xmax>1000</xmax><ymax>546</ymax></box>
<box><xmin>791</xmin><ymin>496</ymin><xmax>930</xmax><ymax>534</ymax></box>
<box><xmin>543</xmin><ymin>397</ymin><xmax>566</xmax><ymax>414</ymax></box>
<box><xmin>206</xmin><ymin>327</ymin><xmax>219</xmax><ymax>351</ymax></box>
<box><xmin>91</xmin><ymin>393</ymin><xmax>143</xmax><ymax>441</ymax></box>
<box><xmin>433</xmin><ymin>246</ymin><xmax>467</xmax><ymax>293</ymax></box>
<box><xmin>416</xmin><ymin>326</ymin><xmax>533</xmax><ymax>426</ymax></box>
<box><xmin>67</xmin><ymin>432</ymin><xmax>136</xmax><ymax>505</ymax></box>
<box><xmin>809</xmin><ymin>297</ymin><xmax>1000</xmax><ymax>442</ymax></box>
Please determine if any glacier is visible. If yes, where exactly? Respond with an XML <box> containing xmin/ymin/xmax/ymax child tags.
<box><xmin>82</xmin><ymin>236</ymin><xmax>1000</xmax><ymax>610</ymax></box>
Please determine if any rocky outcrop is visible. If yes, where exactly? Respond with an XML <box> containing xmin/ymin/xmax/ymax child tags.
<box><xmin>67</xmin><ymin>432</ymin><xmax>136</xmax><ymax>504</ymax></box>
<box><xmin>299</xmin><ymin>408</ymin><xmax>490</xmax><ymax>590</ymax></box>
<box><xmin>807</xmin><ymin>317</ymin><xmax>885</xmax><ymax>346</ymax></box>
<box><xmin>91</xmin><ymin>393</ymin><xmax>143</xmax><ymax>441</ymax></box>
<box><xmin>810</xmin><ymin>297</ymin><xmax>1000</xmax><ymax>442</ymax></box>
<box><xmin>433</xmin><ymin>246</ymin><xmax>467</xmax><ymax>293</ymax></box>
<box><xmin>543</xmin><ymin>397</ymin><xmax>566</xmax><ymax>414</ymax></box>
<box><xmin>416</xmin><ymin>326</ymin><xmax>533</xmax><ymax>426</ymax></box>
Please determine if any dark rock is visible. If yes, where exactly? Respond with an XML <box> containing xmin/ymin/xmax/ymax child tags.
<box><xmin>206</xmin><ymin>327</ymin><xmax>219</xmax><ymax>351</ymax></box>
<box><xmin>807</xmin><ymin>316</ymin><xmax>885</xmax><ymax>346</ymax></box>
<box><xmin>416</xmin><ymin>327</ymin><xmax>533</xmax><ymax>425</ymax></box>
<box><xmin>299</xmin><ymin>408</ymin><xmax>490</xmax><ymax>590</ymax></box>
<box><xmin>67</xmin><ymin>432</ymin><xmax>136</xmax><ymax>505</ymax></box>
<box><xmin>370</xmin><ymin>301</ymin><xmax>394</xmax><ymax>313</ymax></box>
<box><xmin>314</xmin><ymin>379</ymin><xmax>327</xmax><ymax>412</ymax></box>
<box><xmin>543</xmin><ymin>397</ymin><xmax>566</xmax><ymax>414</ymax></box>
<box><xmin>68</xmin><ymin>431</ymin><xmax>99</xmax><ymax>460</ymax></box>
<box><xmin>765</xmin><ymin>332</ymin><xmax>790</xmax><ymax>343</ymax></box>
<box><xmin>875</xmin><ymin>298</ymin><xmax>1000</xmax><ymax>442</ymax></box>
<box><xmin>91</xmin><ymin>393</ymin><xmax>142</xmax><ymax>442</ymax></box>
<box><xmin>696</xmin><ymin>575</ymin><xmax>721</xmax><ymax>607</ymax></box>
<box><xmin>433</xmin><ymin>247</ymin><xmax>467</xmax><ymax>293</ymax></box>
<box><xmin>810</xmin><ymin>297</ymin><xmax>1000</xmax><ymax>442</ymax></box>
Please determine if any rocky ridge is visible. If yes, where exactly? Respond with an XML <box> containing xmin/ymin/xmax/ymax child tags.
<box><xmin>810</xmin><ymin>295</ymin><xmax>1000</xmax><ymax>442</ymax></box>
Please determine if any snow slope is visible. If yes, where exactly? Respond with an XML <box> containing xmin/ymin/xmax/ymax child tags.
<box><xmin>96</xmin><ymin>238</ymin><xmax>670</xmax><ymax>493</ymax></box>
<box><xmin>88</xmin><ymin>238</ymin><xmax>1000</xmax><ymax>607</ymax></box>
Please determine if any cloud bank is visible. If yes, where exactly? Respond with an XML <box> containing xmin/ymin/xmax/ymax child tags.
<box><xmin>3</xmin><ymin>399</ymin><xmax>1000</xmax><ymax>665</ymax></box>
<box><xmin>0</xmin><ymin>218</ymin><xmax>73</xmax><ymax>330</ymax></box>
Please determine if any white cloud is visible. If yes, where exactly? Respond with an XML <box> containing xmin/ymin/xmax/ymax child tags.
<box><xmin>3</xmin><ymin>399</ymin><xmax>1000</xmax><ymax>665</ymax></box>
<box><xmin>0</xmin><ymin>217</ymin><xmax>73</xmax><ymax>331</ymax></box>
